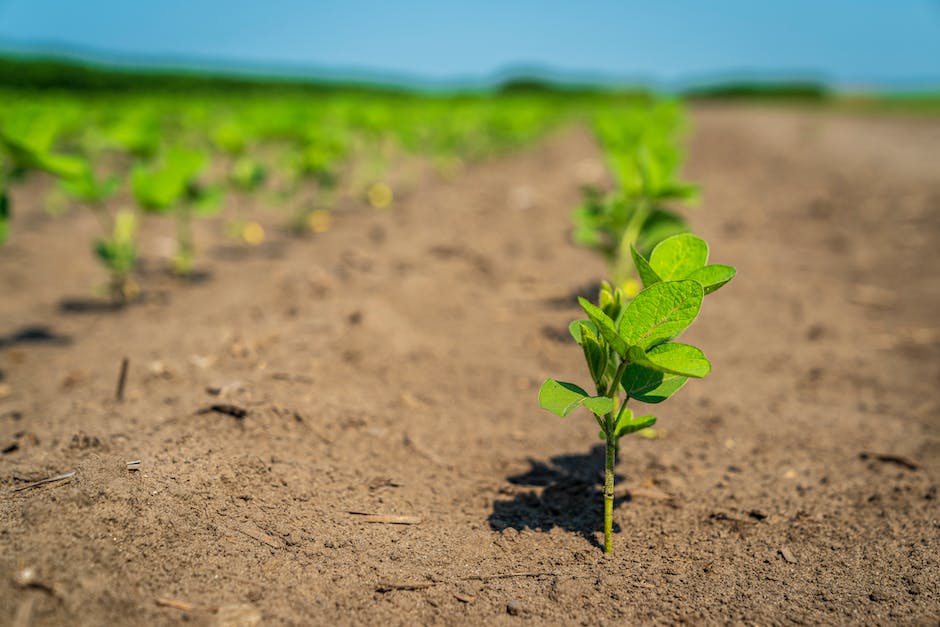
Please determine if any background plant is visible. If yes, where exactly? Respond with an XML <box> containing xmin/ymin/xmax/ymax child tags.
<box><xmin>132</xmin><ymin>146</ymin><xmax>222</xmax><ymax>276</ymax></box>
<box><xmin>572</xmin><ymin>101</ymin><xmax>699</xmax><ymax>295</ymax></box>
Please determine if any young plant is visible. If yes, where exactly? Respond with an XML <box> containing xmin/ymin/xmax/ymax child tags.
<box><xmin>93</xmin><ymin>210</ymin><xmax>139</xmax><ymax>303</ymax></box>
<box><xmin>0</xmin><ymin>122</ymin><xmax>91</xmax><ymax>245</ymax></box>
<box><xmin>132</xmin><ymin>146</ymin><xmax>222</xmax><ymax>276</ymax></box>
<box><xmin>538</xmin><ymin>234</ymin><xmax>735</xmax><ymax>554</ymax></box>
<box><xmin>572</xmin><ymin>103</ymin><xmax>698</xmax><ymax>294</ymax></box>
<box><xmin>57</xmin><ymin>161</ymin><xmax>142</xmax><ymax>303</ymax></box>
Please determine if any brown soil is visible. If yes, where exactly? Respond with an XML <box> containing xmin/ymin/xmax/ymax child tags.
<box><xmin>1</xmin><ymin>105</ymin><xmax>938</xmax><ymax>625</ymax></box>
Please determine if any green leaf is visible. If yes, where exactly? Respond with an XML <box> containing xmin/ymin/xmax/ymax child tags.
<box><xmin>649</xmin><ymin>234</ymin><xmax>709</xmax><ymax>281</ymax></box>
<box><xmin>635</xmin><ymin>209</ymin><xmax>688</xmax><ymax>258</ymax></box>
<box><xmin>36</xmin><ymin>152</ymin><xmax>90</xmax><ymax>181</ymax></box>
<box><xmin>615</xmin><ymin>412</ymin><xmax>657</xmax><ymax>438</ymax></box>
<box><xmin>538</xmin><ymin>379</ymin><xmax>614</xmax><ymax>417</ymax></box>
<box><xmin>568</xmin><ymin>319</ymin><xmax>596</xmax><ymax>344</ymax></box>
<box><xmin>630</xmin><ymin>245</ymin><xmax>661</xmax><ymax>288</ymax></box>
<box><xmin>192</xmin><ymin>186</ymin><xmax>224</xmax><ymax>216</ymax></box>
<box><xmin>619</xmin><ymin>280</ymin><xmax>703</xmax><ymax>349</ymax></box>
<box><xmin>621</xmin><ymin>363</ymin><xmax>688</xmax><ymax>404</ymax></box>
<box><xmin>687</xmin><ymin>264</ymin><xmax>736</xmax><ymax>295</ymax></box>
<box><xmin>578</xmin><ymin>297</ymin><xmax>628</xmax><ymax>358</ymax></box>
<box><xmin>627</xmin><ymin>342</ymin><xmax>710</xmax><ymax>378</ymax></box>
<box><xmin>578</xmin><ymin>324</ymin><xmax>609</xmax><ymax>385</ymax></box>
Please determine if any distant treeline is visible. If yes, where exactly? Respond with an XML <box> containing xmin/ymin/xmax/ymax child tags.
<box><xmin>0</xmin><ymin>55</ymin><xmax>411</xmax><ymax>95</ymax></box>
<box><xmin>0</xmin><ymin>55</ymin><xmax>935</xmax><ymax>110</ymax></box>
<box><xmin>684</xmin><ymin>81</ymin><xmax>830</xmax><ymax>101</ymax></box>
<box><xmin>0</xmin><ymin>55</ymin><xmax>644</xmax><ymax>98</ymax></box>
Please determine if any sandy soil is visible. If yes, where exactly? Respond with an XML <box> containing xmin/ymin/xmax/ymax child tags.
<box><xmin>1</xmin><ymin>105</ymin><xmax>938</xmax><ymax>625</ymax></box>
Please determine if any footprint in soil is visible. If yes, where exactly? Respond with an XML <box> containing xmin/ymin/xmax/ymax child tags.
<box><xmin>489</xmin><ymin>444</ymin><xmax>626</xmax><ymax>550</ymax></box>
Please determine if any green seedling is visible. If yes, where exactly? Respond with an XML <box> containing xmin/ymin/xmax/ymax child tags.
<box><xmin>132</xmin><ymin>146</ymin><xmax>222</xmax><ymax>275</ymax></box>
<box><xmin>211</xmin><ymin>119</ymin><xmax>266</xmax><ymax>192</ymax></box>
<box><xmin>285</xmin><ymin>130</ymin><xmax>346</xmax><ymax>233</ymax></box>
<box><xmin>539</xmin><ymin>233</ymin><xmax>734</xmax><ymax>554</ymax></box>
<box><xmin>229</xmin><ymin>155</ymin><xmax>266</xmax><ymax>192</ymax></box>
<box><xmin>572</xmin><ymin>104</ymin><xmax>698</xmax><ymax>294</ymax></box>
<box><xmin>94</xmin><ymin>210</ymin><xmax>139</xmax><ymax>302</ymax></box>
<box><xmin>0</xmin><ymin>123</ymin><xmax>92</xmax><ymax>245</ymax></box>
<box><xmin>57</xmin><ymin>159</ymin><xmax>142</xmax><ymax>302</ymax></box>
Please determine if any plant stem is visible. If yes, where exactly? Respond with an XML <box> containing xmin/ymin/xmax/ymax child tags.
<box><xmin>613</xmin><ymin>197</ymin><xmax>650</xmax><ymax>286</ymax></box>
<box><xmin>602</xmin><ymin>357</ymin><xmax>630</xmax><ymax>554</ymax></box>
<box><xmin>604</xmin><ymin>431</ymin><xmax>615</xmax><ymax>554</ymax></box>
<box><xmin>175</xmin><ymin>208</ymin><xmax>193</xmax><ymax>275</ymax></box>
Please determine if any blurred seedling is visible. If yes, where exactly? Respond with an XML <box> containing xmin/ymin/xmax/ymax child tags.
<box><xmin>132</xmin><ymin>146</ymin><xmax>223</xmax><ymax>276</ymax></box>
<box><xmin>212</xmin><ymin>119</ymin><xmax>266</xmax><ymax>193</ymax></box>
<box><xmin>572</xmin><ymin>103</ymin><xmax>698</xmax><ymax>294</ymax></box>
<box><xmin>0</xmin><ymin>120</ymin><xmax>93</xmax><ymax>245</ymax></box>
<box><xmin>285</xmin><ymin>129</ymin><xmax>345</xmax><ymax>233</ymax></box>
<box><xmin>56</xmin><ymin>160</ymin><xmax>147</xmax><ymax>303</ymax></box>
<box><xmin>539</xmin><ymin>233</ymin><xmax>734</xmax><ymax>554</ymax></box>
<box><xmin>93</xmin><ymin>210</ymin><xmax>140</xmax><ymax>303</ymax></box>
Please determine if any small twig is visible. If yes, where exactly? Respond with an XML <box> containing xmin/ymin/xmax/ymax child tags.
<box><xmin>115</xmin><ymin>357</ymin><xmax>129</xmax><ymax>402</ymax></box>
<box><xmin>349</xmin><ymin>511</ymin><xmax>421</xmax><ymax>525</ymax></box>
<box><xmin>155</xmin><ymin>597</ymin><xmax>194</xmax><ymax>611</ymax></box>
<box><xmin>859</xmin><ymin>452</ymin><xmax>919</xmax><ymax>471</ymax></box>
<box><xmin>461</xmin><ymin>571</ymin><xmax>558</xmax><ymax>582</ymax></box>
<box><xmin>12</xmin><ymin>471</ymin><xmax>76</xmax><ymax>492</ymax></box>
<box><xmin>197</xmin><ymin>404</ymin><xmax>248</xmax><ymax>419</ymax></box>
<box><xmin>376</xmin><ymin>581</ymin><xmax>435</xmax><ymax>592</ymax></box>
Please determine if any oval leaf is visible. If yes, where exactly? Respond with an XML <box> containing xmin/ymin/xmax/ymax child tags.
<box><xmin>539</xmin><ymin>379</ymin><xmax>613</xmax><ymax>417</ymax></box>
<box><xmin>630</xmin><ymin>245</ymin><xmax>661</xmax><ymax>288</ymax></box>
<box><xmin>568</xmin><ymin>319</ymin><xmax>597</xmax><ymax>344</ymax></box>
<box><xmin>627</xmin><ymin>343</ymin><xmax>710</xmax><ymax>378</ymax></box>
<box><xmin>578</xmin><ymin>297</ymin><xmax>628</xmax><ymax>358</ymax></box>
<box><xmin>687</xmin><ymin>264</ymin><xmax>736</xmax><ymax>295</ymax></box>
<box><xmin>615</xmin><ymin>412</ymin><xmax>657</xmax><ymax>438</ymax></box>
<box><xmin>621</xmin><ymin>364</ymin><xmax>688</xmax><ymax>404</ymax></box>
<box><xmin>649</xmin><ymin>234</ymin><xmax>708</xmax><ymax>281</ymax></box>
<box><xmin>619</xmin><ymin>280</ymin><xmax>703</xmax><ymax>349</ymax></box>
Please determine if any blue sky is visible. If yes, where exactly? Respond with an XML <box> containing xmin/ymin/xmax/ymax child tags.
<box><xmin>0</xmin><ymin>0</ymin><xmax>938</xmax><ymax>89</ymax></box>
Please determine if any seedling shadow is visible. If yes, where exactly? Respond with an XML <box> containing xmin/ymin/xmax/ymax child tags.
<box><xmin>58</xmin><ymin>289</ymin><xmax>170</xmax><ymax>314</ymax></box>
<box><xmin>0</xmin><ymin>325</ymin><xmax>71</xmax><ymax>349</ymax></box>
<box><xmin>543</xmin><ymin>279</ymin><xmax>604</xmax><ymax>310</ymax></box>
<box><xmin>210</xmin><ymin>241</ymin><xmax>286</xmax><ymax>261</ymax></box>
<box><xmin>489</xmin><ymin>444</ymin><xmax>628</xmax><ymax>550</ymax></box>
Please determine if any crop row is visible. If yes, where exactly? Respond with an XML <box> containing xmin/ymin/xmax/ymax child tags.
<box><xmin>0</xmin><ymin>89</ymin><xmax>613</xmax><ymax>300</ymax></box>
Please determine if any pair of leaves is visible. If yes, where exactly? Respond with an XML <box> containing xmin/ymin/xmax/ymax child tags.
<box><xmin>632</xmin><ymin>233</ymin><xmax>735</xmax><ymax>295</ymax></box>
<box><xmin>578</xmin><ymin>279</ymin><xmax>704</xmax><ymax>357</ymax></box>
<box><xmin>539</xmin><ymin>379</ymin><xmax>612</xmax><ymax>418</ymax></box>
<box><xmin>94</xmin><ymin>210</ymin><xmax>138</xmax><ymax>274</ymax></box>
<box><xmin>599</xmin><ymin>410</ymin><xmax>657</xmax><ymax>440</ymax></box>
<box><xmin>562</xmin><ymin>280</ymin><xmax>709</xmax><ymax>412</ymax></box>
<box><xmin>0</xmin><ymin>130</ymin><xmax>88</xmax><ymax>181</ymax></box>
<box><xmin>548</xmin><ymin>279</ymin><xmax>710</xmax><ymax>418</ymax></box>
<box><xmin>132</xmin><ymin>147</ymin><xmax>208</xmax><ymax>212</ymax></box>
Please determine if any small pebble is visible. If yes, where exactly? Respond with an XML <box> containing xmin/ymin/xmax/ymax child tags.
<box><xmin>507</xmin><ymin>599</ymin><xmax>523</xmax><ymax>616</ymax></box>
